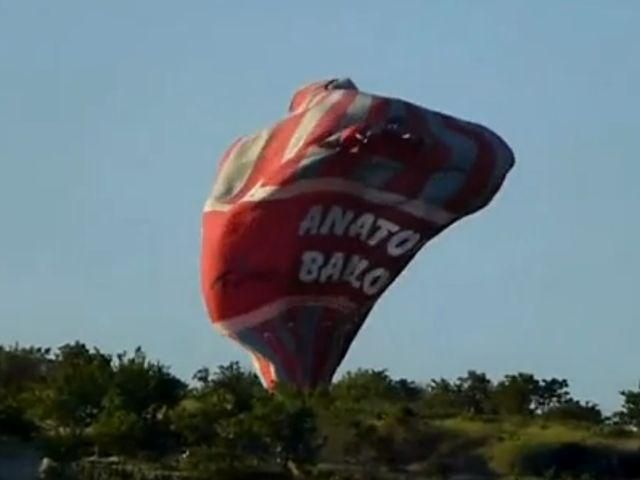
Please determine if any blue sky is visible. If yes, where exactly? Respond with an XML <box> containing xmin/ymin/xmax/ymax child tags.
<box><xmin>1</xmin><ymin>1</ymin><xmax>638</xmax><ymax>411</ymax></box>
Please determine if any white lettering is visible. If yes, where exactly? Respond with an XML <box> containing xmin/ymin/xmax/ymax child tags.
<box><xmin>299</xmin><ymin>251</ymin><xmax>392</xmax><ymax>296</ymax></box>
<box><xmin>367</xmin><ymin>218</ymin><xmax>400</xmax><ymax>246</ymax></box>
<box><xmin>348</xmin><ymin>213</ymin><xmax>375</xmax><ymax>241</ymax></box>
<box><xmin>299</xmin><ymin>251</ymin><xmax>324</xmax><ymax>282</ymax></box>
<box><xmin>345</xmin><ymin>256</ymin><xmax>369</xmax><ymax>288</ymax></box>
<box><xmin>387</xmin><ymin>230</ymin><xmax>421</xmax><ymax>256</ymax></box>
<box><xmin>319</xmin><ymin>252</ymin><xmax>345</xmax><ymax>282</ymax></box>
<box><xmin>362</xmin><ymin>268</ymin><xmax>390</xmax><ymax>295</ymax></box>
<box><xmin>319</xmin><ymin>206</ymin><xmax>355</xmax><ymax>236</ymax></box>
<box><xmin>298</xmin><ymin>206</ymin><xmax>323</xmax><ymax>236</ymax></box>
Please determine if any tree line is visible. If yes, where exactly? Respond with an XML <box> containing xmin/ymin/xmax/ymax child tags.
<box><xmin>1</xmin><ymin>342</ymin><xmax>640</xmax><ymax>479</ymax></box>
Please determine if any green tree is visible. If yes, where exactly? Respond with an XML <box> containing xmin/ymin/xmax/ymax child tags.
<box><xmin>534</xmin><ymin>378</ymin><xmax>571</xmax><ymax>414</ymax></box>
<box><xmin>330</xmin><ymin>368</ymin><xmax>405</xmax><ymax>424</ymax></box>
<box><xmin>543</xmin><ymin>399</ymin><xmax>603</xmax><ymax>424</ymax></box>
<box><xmin>171</xmin><ymin>389</ymin><xmax>239</xmax><ymax>447</ymax></box>
<box><xmin>193</xmin><ymin>361</ymin><xmax>262</xmax><ymax>412</ymax></box>
<box><xmin>109</xmin><ymin>347</ymin><xmax>186</xmax><ymax>417</ymax></box>
<box><xmin>90</xmin><ymin>403</ymin><xmax>145</xmax><ymax>455</ymax></box>
<box><xmin>0</xmin><ymin>344</ymin><xmax>51</xmax><ymax>397</ymax></box>
<box><xmin>251</xmin><ymin>389</ymin><xmax>321</xmax><ymax>471</ymax></box>
<box><xmin>421</xmin><ymin>378</ymin><xmax>465</xmax><ymax>417</ymax></box>
<box><xmin>342</xmin><ymin>419</ymin><xmax>380</xmax><ymax>465</ymax></box>
<box><xmin>175</xmin><ymin>384</ymin><xmax>320</xmax><ymax>476</ymax></box>
<box><xmin>456</xmin><ymin>370</ymin><xmax>494</xmax><ymax>415</ymax></box>
<box><xmin>172</xmin><ymin>363</ymin><xmax>266</xmax><ymax>472</ymax></box>
<box><xmin>95</xmin><ymin>347</ymin><xmax>186</xmax><ymax>454</ymax></box>
<box><xmin>492</xmin><ymin>373</ymin><xmax>540</xmax><ymax>416</ymax></box>
<box><xmin>392</xmin><ymin>378</ymin><xmax>423</xmax><ymax>402</ymax></box>
<box><xmin>32</xmin><ymin>342</ymin><xmax>113</xmax><ymax>434</ymax></box>
<box><xmin>614</xmin><ymin>384</ymin><xmax>640</xmax><ymax>428</ymax></box>
<box><xmin>332</xmin><ymin>369</ymin><xmax>399</xmax><ymax>402</ymax></box>
<box><xmin>0</xmin><ymin>345</ymin><xmax>47</xmax><ymax>440</ymax></box>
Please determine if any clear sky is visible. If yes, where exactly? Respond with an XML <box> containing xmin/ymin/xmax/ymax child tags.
<box><xmin>1</xmin><ymin>1</ymin><xmax>638</xmax><ymax>411</ymax></box>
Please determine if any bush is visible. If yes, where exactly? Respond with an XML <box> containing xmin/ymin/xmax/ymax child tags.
<box><xmin>180</xmin><ymin>446</ymin><xmax>279</xmax><ymax>480</ymax></box>
<box><xmin>41</xmin><ymin>432</ymin><xmax>91</xmax><ymax>462</ymax></box>
<box><xmin>91</xmin><ymin>408</ymin><xmax>146</xmax><ymax>456</ymax></box>
<box><xmin>542</xmin><ymin>401</ymin><xmax>603</xmax><ymax>425</ymax></box>
<box><xmin>511</xmin><ymin>442</ymin><xmax>619</xmax><ymax>478</ymax></box>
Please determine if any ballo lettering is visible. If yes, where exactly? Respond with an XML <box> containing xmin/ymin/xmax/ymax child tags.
<box><xmin>296</xmin><ymin>205</ymin><xmax>420</xmax><ymax>296</ymax></box>
<box><xmin>298</xmin><ymin>250</ymin><xmax>390</xmax><ymax>296</ymax></box>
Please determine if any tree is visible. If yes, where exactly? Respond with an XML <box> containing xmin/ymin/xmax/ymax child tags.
<box><xmin>175</xmin><ymin>384</ymin><xmax>320</xmax><ymax>476</ymax></box>
<box><xmin>90</xmin><ymin>405</ymin><xmax>145</xmax><ymax>455</ymax></box>
<box><xmin>94</xmin><ymin>347</ymin><xmax>187</xmax><ymax>454</ymax></box>
<box><xmin>172</xmin><ymin>363</ymin><xmax>266</xmax><ymax>471</ymax></box>
<box><xmin>1</xmin><ymin>340</ymin><xmax>631</xmax><ymax>475</ymax></box>
<box><xmin>109</xmin><ymin>347</ymin><xmax>186</xmax><ymax>417</ymax></box>
<box><xmin>543</xmin><ymin>399</ymin><xmax>603</xmax><ymax>424</ymax></box>
<box><xmin>250</xmin><ymin>390</ymin><xmax>321</xmax><ymax>471</ymax></box>
<box><xmin>392</xmin><ymin>378</ymin><xmax>423</xmax><ymax>402</ymax></box>
<box><xmin>492</xmin><ymin>373</ymin><xmax>541</xmax><ymax>416</ymax></box>
<box><xmin>455</xmin><ymin>370</ymin><xmax>494</xmax><ymax>415</ymax></box>
<box><xmin>0</xmin><ymin>344</ymin><xmax>51</xmax><ymax>397</ymax></box>
<box><xmin>614</xmin><ymin>385</ymin><xmax>640</xmax><ymax>428</ymax></box>
<box><xmin>332</xmin><ymin>369</ymin><xmax>399</xmax><ymax>402</ymax></box>
<box><xmin>421</xmin><ymin>378</ymin><xmax>466</xmax><ymax>418</ymax></box>
<box><xmin>0</xmin><ymin>345</ymin><xmax>48</xmax><ymax>440</ymax></box>
<box><xmin>33</xmin><ymin>342</ymin><xmax>113</xmax><ymax>434</ymax></box>
<box><xmin>193</xmin><ymin>361</ymin><xmax>263</xmax><ymax>413</ymax></box>
<box><xmin>533</xmin><ymin>378</ymin><xmax>571</xmax><ymax>414</ymax></box>
<box><xmin>171</xmin><ymin>389</ymin><xmax>239</xmax><ymax>447</ymax></box>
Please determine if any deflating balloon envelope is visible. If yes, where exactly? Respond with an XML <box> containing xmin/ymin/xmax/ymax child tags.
<box><xmin>201</xmin><ymin>78</ymin><xmax>514</xmax><ymax>390</ymax></box>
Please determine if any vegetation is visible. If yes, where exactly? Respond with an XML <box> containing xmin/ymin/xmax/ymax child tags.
<box><xmin>2</xmin><ymin>343</ymin><xmax>640</xmax><ymax>479</ymax></box>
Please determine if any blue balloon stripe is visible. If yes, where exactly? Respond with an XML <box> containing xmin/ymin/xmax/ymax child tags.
<box><xmin>235</xmin><ymin>326</ymin><xmax>290</xmax><ymax>384</ymax></box>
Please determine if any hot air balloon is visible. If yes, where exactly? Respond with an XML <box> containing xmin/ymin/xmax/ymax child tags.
<box><xmin>201</xmin><ymin>78</ymin><xmax>514</xmax><ymax>390</ymax></box>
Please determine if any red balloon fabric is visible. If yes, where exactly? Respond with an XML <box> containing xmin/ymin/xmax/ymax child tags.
<box><xmin>201</xmin><ymin>78</ymin><xmax>515</xmax><ymax>389</ymax></box>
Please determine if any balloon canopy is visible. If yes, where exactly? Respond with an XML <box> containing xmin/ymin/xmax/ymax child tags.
<box><xmin>201</xmin><ymin>78</ymin><xmax>515</xmax><ymax>390</ymax></box>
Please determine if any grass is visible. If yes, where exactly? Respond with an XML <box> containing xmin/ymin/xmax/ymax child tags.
<box><xmin>427</xmin><ymin>417</ymin><xmax>640</xmax><ymax>476</ymax></box>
